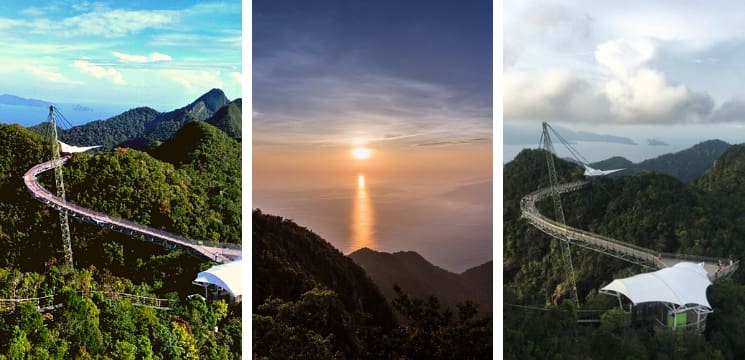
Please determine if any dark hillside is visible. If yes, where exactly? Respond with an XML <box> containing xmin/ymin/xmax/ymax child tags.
<box><xmin>349</xmin><ymin>247</ymin><xmax>492</xmax><ymax>314</ymax></box>
<box><xmin>252</xmin><ymin>210</ymin><xmax>394</xmax><ymax>327</ymax></box>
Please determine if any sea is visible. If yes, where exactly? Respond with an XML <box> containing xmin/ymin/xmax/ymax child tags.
<box><xmin>0</xmin><ymin>103</ymin><xmax>129</xmax><ymax>127</ymax></box>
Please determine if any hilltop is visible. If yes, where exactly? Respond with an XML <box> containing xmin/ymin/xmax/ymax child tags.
<box><xmin>27</xmin><ymin>89</ymin><xmax>238</xmax><ymax>151</ymax></box>
<box><xmin>504</xmin><ymin>146</ymin><xmax>745</xmax><ymax>358</ymax></box>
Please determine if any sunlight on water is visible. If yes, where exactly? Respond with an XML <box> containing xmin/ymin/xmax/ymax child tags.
<box><xmin>350</xmin><ymin>174</ymin><xmax>375</xmax><ymax>252</ymax></box>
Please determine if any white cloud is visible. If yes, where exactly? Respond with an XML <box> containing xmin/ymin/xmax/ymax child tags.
<box><xmin>73</xmin><ymin>60</ymin><xmax>125</xmax><ymax>84</ymax></box>
<box><xmin>595</xmin><ymin>39</ymin><xmax>655</xmax><ymax>77</ymax></box>
<box><xmin>504</xmin><ymin>70</ymin><xmax>610</xmax><ymax>122</ymax></box>
<box><xmin>112</xmin><ymin>51</ymin><xmax>148</xmax><ymax>63</ymax></box>
<box><xmin>113</xmin><ymin>51</ymin><xmax>173</xmax><ymax>63</ymax></box>
<box><xmin>505</xmin><ymin>39</ymin><xmax>715</xmax><ymax>124</ymax></box>
<box><xmin>595</xmin><ymin>39</ymin><xmax>713</xmax><ymax>123</ymax></box>
<box><xmin>24</xmin><ymin>65</ymin><xmax>81</xmax><ymax>85</ymax></box>
<box><xmin>149</xmin><ymin>52</ymin><xmax>172</xmax><ymax>62</ymax></box>
<box><xmin>0</xmin><ymin>8</ymin><xmax>178</xmax><ymax>38</ymax></box>
<box><xmin>231</xmin><ymin>71</ymin><xmax>242</xmax><ymax>83</ymax></box>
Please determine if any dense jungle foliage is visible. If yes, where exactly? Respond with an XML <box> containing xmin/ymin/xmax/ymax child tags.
<box><xmin>252</xmin><ymin>210</ymin><xmax>492</xmax><ymax>359</ymax></box>
<box><xmin>63</xmin><ymin>121</ymin><xmax>241</xmax><ymax>245</ymax></box>
<box><xmin>0</xmin><ymin>116</ymin><xmax>242</xmax><ymax>358</ymax></box>
<box><xmin>504</xmin><ymin>146</ymin><xmax>745</xmax><ymax>359</ymax></box>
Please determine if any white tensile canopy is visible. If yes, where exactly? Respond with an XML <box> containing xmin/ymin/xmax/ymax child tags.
<box><xmin>193</xmin><ymin>259</ymin><xmax>243</xmax><ymax>299</ymax></box>
<box><xmin>58</xmin><ymin>140</ymin><xmax>102</xmax><ymax>153</ymax></box>
<box><xmin>600</xmin><ymin>262</ymin><xmax>712</xmax><ymax>309</ymax></box>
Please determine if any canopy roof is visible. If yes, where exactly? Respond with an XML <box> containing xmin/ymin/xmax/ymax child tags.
<box><xmin>600</xmin><ymin>262</ymin><xmax>712</xmax><ymax>309</ymax></box>
<box><xmin>58</xmin><ymin>140</ymin><xmax>101</xmax><ymax>153</ymax></box>
<box><xmin>193</xmin><ymin>259</ymin><xmax>242</xmax><ymax>298</ymax></box>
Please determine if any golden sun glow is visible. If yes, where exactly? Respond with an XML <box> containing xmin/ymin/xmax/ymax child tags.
<box><xmin>351</xmin><ymin>147</ymin><xmax>371</xmax><ymax>160</ymax></box>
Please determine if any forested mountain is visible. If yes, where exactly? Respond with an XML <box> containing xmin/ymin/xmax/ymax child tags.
<box><xmin>61</xmin><ymin>107</ymin><xmax>160</xmax><ymax>150</ymax></box>
<box><xmin>590</xmin><ymin>139</ymin><xmax>731</xmax><ymax>182</ymax></box>
<box><xmin>253</xmin><ymin>210</ymin><xmax>492</xmax><ymax>359</ymax></box>
<box><xmin>63</xmin><ymin>122</ymin><xmax>241</xmax><ymax>244</ymax></box>
<box><xmin>504</xmin><ymin>147</ymin><xmax>745</xmax><ymax>359</ymax></box>
<box><xmin>206</xmin><ymin>99</ymin><xmax>242</xmax><ymax>140</ymax></box>
<box><xmin>0</xmin><ymin>123</ymin><xmax>242</xmax><ymax>358</ymax></box>
<box><xmin>142</xmin><ymin>88</ymin><xmax>230</xmax><ymax>145</ymax></box>
<box><xmin>349</xmin><ymin>247</ymin><xmax>492</xmax><ymax>314</ymax></box>
<box><xmin>27</xmin><ymin>89</ymin><xmax>235</xmax><ymax>151</ymax></box>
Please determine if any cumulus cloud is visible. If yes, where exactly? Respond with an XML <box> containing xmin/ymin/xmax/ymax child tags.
<box><xmin>505</xmin><ymin>38</ymin><xmax>715</xmax><ymax>124</ymax></box>
<box><xmin>73</xmin><ymin>60</ymin><xmax>125</xmax><ymax>84</ymax></box>
<box><xmin>504</xmin><ymin>70</ymin><xmax>610</xmax><ymax>122</ymax></box>
<box><xmin>113</xmin><ymin>51</ymin><xmax>172</xmax><ymax>63</ymax></box>
<box><xmin>710</xmin><ymin>98</ymin><xmax>745</xmax><ymax>122</ymax></box>
<box><xmin>595</xmin><ymin>39</ymin><xmax>713</xmax><ymax>123</ymax></box>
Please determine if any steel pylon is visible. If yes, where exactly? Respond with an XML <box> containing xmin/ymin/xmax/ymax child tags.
<box><xmin>48</xmin><ymin>105</ymin><xmax>73</xmax><ymax>267</ymax></box>
<box><xmin>541</xmin><ymin>122</ymin><xmax>579</xmax><ymax>306</ymax></box>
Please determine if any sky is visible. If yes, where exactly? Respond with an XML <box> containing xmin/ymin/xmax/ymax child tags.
<box><xmin>504</xmin><ymin>1</ymin><xmax>745</xmax><ymax>162</ymax></box>
<box><xmin>0</xmin><ymin>0</ymin><xmax>241</xmax><ymax>110</ymax></box>
<box><xmin>253</xmin><ymin>0</ymin><xmax>492</xmax><ymax>272</ymax></box>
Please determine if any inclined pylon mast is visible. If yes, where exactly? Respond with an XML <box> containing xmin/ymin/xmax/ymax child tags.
<box><xmin>48</xmin><ymin>105</ymin><xmax>74</xmax><ymax>267</ymax></box>
<box><xmin>540</xmin><ymin>122</ymin><xmax>579</xmax><ymax>306</ymax></box>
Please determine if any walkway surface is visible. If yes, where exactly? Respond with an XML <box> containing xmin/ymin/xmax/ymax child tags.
<box><xmin>520</xmin><ymin>180</ymin><xmax>738</xmax><ymax>281</ymax></box>
<box><xmin>24</xmin><ymin>156</ymin><xmax>241</xmax><ymax>263</ymax></box>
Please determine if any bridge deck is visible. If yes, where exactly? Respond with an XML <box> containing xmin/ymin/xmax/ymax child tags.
<box><xmin>24</xmin><ymin>157</ymin><xmax>241</xmax><ymax>263</ymax></box>
<box><xmin>521</xmin><ymin>181</ymin><xmax>738</xmax><ymax>281</ymax></box>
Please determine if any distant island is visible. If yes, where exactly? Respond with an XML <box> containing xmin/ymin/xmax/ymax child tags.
<box><xmin>647</xmin><ymin>138</ymin><xmax>668</xmax><ymax>146</ymax></box>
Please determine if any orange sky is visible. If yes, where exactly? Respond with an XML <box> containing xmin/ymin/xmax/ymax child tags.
<box><xmin>253</xmin><ymin>142</ymin><xmax>492</xmax><ymax>190</ymax></box>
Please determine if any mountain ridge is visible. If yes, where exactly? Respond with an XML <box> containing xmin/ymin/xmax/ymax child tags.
<box><xmin>590</xmin><ymin>139</ymin><xmax>731</xmax><ymax>182</ymax></box>
<box><xmin>26</xmin><ymin>89</ymin><xmax>235</xmax><ymax>151</ymax></box>
<box><xmin>349</xmin><ymin>247</ymin><xmax>492</xmax><ymax>314</ymax></box>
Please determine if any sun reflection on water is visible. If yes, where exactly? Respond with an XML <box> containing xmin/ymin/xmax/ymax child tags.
<box><xmin>350</xmin><ymin>174</ymin><xmax>375</xmax><ymax>252</ymax></box>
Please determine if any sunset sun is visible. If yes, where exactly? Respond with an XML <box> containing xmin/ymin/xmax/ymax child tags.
<box><xmin>351</xmin><ymin>147</ymin><xmax>371</xmax><ymax>160</ymax></box>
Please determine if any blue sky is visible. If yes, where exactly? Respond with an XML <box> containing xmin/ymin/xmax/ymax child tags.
<box><xmin>0</xmin><ymin>0</ymin><xmax>241</xmax><ymax>110</ymax></box>
<box><xmin>253</xmin><ymin>0</ymin><xmax>492</xmax><ymax>147</ymax></box>
<box><xmin>504</xmin><ymin>1</ymin><xmax>745</xmax><ymax>161</ymax></box>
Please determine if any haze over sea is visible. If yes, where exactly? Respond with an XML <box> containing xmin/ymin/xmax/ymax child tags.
<box><xmin>0</xmin><ymin>103</ymin><xmax>128</xmax><ymax>127</ymax></box>
<box><xmin>253</xmin><ymin>148</ymin><xmax>492</xmax><ymax>274</ymax></box>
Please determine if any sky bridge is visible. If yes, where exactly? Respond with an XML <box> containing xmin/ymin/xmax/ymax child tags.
<box><xmin>521</xmin><ymin>180</ymin><xmax>738</xmax><ymax>281</ymax></box>
<box><xmin>24</xmin><ymin>156</ymin><xmax>241</xmax><ymax>263</ymax></box>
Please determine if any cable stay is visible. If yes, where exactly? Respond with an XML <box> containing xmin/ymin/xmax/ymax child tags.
<box><xmin>540</xmin><ymin>122</ymin><xmax>580</xmax><ymax>306</ymax></box>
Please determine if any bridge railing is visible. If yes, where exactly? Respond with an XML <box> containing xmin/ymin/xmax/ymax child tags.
<box><xmin>23</xmin><ymin>159</ymin><xmax>242</xmax><ymax>252</ymax></box>
<box><xmin>522</xmin><ymin>181</ymin><xmax>740</xmax><ymax>277</ymax></box>
<box><xmin>0</xmin><ymin>291</ymin><xmax>177</xmax><ymax>312</ymax></box>
<box><xmin>522</xmin><ymin>184</ymin><xmax>659</xmax><ymax>264</ymax></box>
